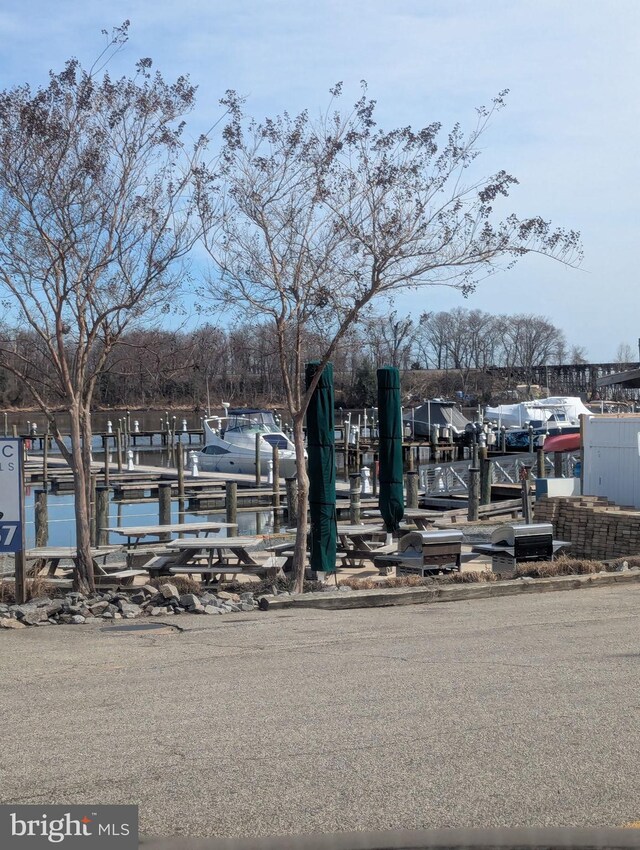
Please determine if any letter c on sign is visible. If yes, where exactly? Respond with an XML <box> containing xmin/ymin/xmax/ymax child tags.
<box><xmin>2</xmin><ymin>445</ymin><xmax>14</xmax><ymax>458</ymax></box>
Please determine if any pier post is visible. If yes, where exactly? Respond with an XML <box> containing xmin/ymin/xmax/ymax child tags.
<box><xmin>255</xmin><ymin>433</ymin><xmax>262</xmax><ymax>486</ymax></box>
<box><xmin>177</xmin><ymin>442</ymin><xmax>185</xmax><ymax>530</ymax></box>
<box><xmin>467</xmin><ymin>467</ymin><xmax>480</xmax><ymax>522</ymax></box>
<box><xmin>42</xmin><ymin>430</ymin><xmax>49</xmax><ymax>489</ymax></box>
<box><xmin>34</xmin><ymin>489</ymin><xmax>48</xmax><ymax>547</ymax></box>
<box><xmin>158</xmin><ymin>482</ymin><xmax>172</xmax><ymax>542</ymax></box>
<box><xmin>406</xmin><ymin>470</ymin><xmax>419</xmax><ymax>509</ymax></box>
<box><xmin>116</xmin><ymin>427</ymin><xmax>123</xmax><ymax>473</ymax></box>
<box><xmin>554</xmin><ymin>451</ymin><xmax>563</xmax><ymax>478</ymax></box>
<box><xmin>89</xmin><ymin>473</ymin><xmax>98</xmax><ymax>546</ymax></box>
<box><xmin>225</xmin><ymin>481</ymin><xmax>237</xmax><ymax>536</ymax></box>
<box><xmin>479</xmin><ymin>446</ymin><xmax>492</xmax><ymax>506</ymax></box>
<box><xmin>95</xmin><ymin>485</ymin><xmax>109</xmax><ymax>547</ymax></box>
<box><xmin>536</xmin><ymin>447</ymin><xmax>546</xmax><ymax>479</ymax></box>
<box><xmin>272</xmin><ymin>445</ymin><xmax>280</xmax><ymax>510</ymax></box>
<box><xmin>285</xmin><ymin>476</ymin><xmax>298</xmax><ymax>527</ymax></box>
<box><xmin>349</xmin><ymin>473</ymin><xmax>361</xmax><ymax>524</ymax></box>
<box><xmin>372</xmin><ymin>453</ymin><xmax>378</xmax><ymax>497</ymax></box>
<box><xmin>520</xmin><ymin>464</ymin><xmax>533</xmax><ymax>524</ymax></box>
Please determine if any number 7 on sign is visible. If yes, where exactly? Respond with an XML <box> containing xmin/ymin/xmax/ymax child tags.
<box><xmin>1</xmin><ymin>525</ymin><xmax>16</xmax><ymax>546</ymax></box>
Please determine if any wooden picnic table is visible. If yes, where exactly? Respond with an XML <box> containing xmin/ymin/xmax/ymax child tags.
<box><xmin>25</xmin><ymin>546</ymin><xmax>144</xmax><ymax>585</ymax></box>
<box><xmin>105</xmin><ymin>521</ymin><xmax>237</xmax><ymax>549</ymax></box>
<box><xmin>145</xmin><ymin>536</ymin><xmax>264</xmax><ymax>584</ymax></box>
<box><xmin>336</xmin><ymin>524</ymin><xmax>390</xmax><ymax>569</ymax></box>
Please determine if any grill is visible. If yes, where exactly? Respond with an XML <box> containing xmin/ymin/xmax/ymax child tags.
<box><xmin>395</xmin><ymin>529</ymin><xmax>464</xmax><ymax>576</ymax></box>
<box><xmin>472</xmin><ymin>522</ymin><xmax>567</xmax><ymax>574</ymax></box>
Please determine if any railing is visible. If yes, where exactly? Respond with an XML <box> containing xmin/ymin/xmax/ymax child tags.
<box><xmin>419</xmin><ymin>452</ymin><xmax>580</xmax><ymax>496</ymax></box>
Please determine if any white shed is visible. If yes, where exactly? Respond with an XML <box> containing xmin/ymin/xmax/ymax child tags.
<box><xmin>583</xmin><ymin>414</ymin><xmax>640</xmax><ymax>508</ymax></box>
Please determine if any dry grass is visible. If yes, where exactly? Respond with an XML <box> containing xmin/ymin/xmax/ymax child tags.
<box><xmin>514</xmin><ymin>555</ymin><xmax>602</xmax><ymax>579</ymax></box>
<box><xmin>0</xmin><ymin>575</ymin><xmax>61</xmax><ymax>604</ymax></box>
<box><xmin>149</xmin><ymin>575</ymin><xmax>202</xmax><ymax>595</ymax></box>
<box><xmin>339</xmin><ymin>570</ymin><xmax>497</xmax><ymax>591</ymax></box>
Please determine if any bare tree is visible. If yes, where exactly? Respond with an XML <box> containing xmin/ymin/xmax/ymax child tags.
<box><xmin>615</xmin><ymin>342</ymin><xmax>637</xmax><ymax>365</ymax></box>
<box><xmin>0</xmin><ymin>24</ymin><xmax>203</xmax><ymax>592</ymax></box>
<box><xmin>200</xmin><ymin>85</ymin><xmax>581</xmax><ymax>591</ymax></box>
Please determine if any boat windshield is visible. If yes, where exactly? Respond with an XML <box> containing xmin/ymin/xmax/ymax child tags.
<box><xmin>225</xmin><ymin>412</ymin><xmax>281</xmax><ymax>434</ymax></box>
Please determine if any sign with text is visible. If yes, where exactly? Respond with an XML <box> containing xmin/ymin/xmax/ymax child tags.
<box><xmin>0</xmin><ymin>438</ymin><xmax>22</xmax><ymax>552</ymax></box>
<box><xmin>0</xmin><ymin>805</ymin><xmax>138</xmax><ymax>848</ymax></box>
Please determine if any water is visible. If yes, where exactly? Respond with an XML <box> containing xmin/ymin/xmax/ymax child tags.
<box><xmin>23</xmin><ymin>484</ymin><xmax>277</xmax><ymax>548</ymax></box>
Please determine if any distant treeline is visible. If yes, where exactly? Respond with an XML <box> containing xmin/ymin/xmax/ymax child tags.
<box><xmin>0</xmin><ymin>308</ymin><xmax>585</xmax><ymax>410</ymax></box>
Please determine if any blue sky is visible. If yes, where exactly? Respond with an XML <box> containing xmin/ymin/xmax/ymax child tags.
<box><xmin>1</xmin><ymin>0</ymin><xmax>638</xmax><ymax>360</ymax></box>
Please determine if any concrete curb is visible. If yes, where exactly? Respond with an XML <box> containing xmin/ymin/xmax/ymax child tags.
<box><xmin>258</xmin><ymin>568</ymin><xmax>640</xmax><ymax>611</ymax></box>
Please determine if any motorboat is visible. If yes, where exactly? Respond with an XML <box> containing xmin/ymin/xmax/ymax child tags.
<box><xmin>199</xmin><ymin>407</ymin><xmax>299</xmax><ymax>478</ymax></box>
<box><xmin>484</xmin><ymin>396</ymin><xmax>591</xmax><ymax>428</ymax></box>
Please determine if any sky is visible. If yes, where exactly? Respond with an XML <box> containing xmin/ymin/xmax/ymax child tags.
<box><xmin>0</xmin><ymin>0</ymin><xmax>638</xmax><ymax>361</ymax></box>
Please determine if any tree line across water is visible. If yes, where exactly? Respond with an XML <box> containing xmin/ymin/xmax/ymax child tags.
<box><xmin>0</xmin><ymin>308</ymin><xmax>587</xmax><ymax>410</ymax></box>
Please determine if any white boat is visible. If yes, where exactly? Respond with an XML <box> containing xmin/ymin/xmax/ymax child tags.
<box><xmin>199</xmin><ymin>408</ymin><xmax>299</xmax><ymax>478</ymax></box>
<box><xmin>484</xmin><ymin>396</ymin><xmax>592</xmax><ymax>428</ymax></box>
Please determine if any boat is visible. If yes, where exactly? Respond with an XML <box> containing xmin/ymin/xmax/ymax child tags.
<box><xmin>541</xmin><ymin>432</ymin><xmax>581</xmax><ymax>453</ymax></box>
<box><xmin>405</xmin><ymin>399</ymin><xmax>471</xmax><ymax>439</ymax></box>
<box><xmin>484</xmin><ymin>396</ymin><xmax>591</xmax><ymax>428</ymax></box>
<box><xmin>199</xmin><ymin>407</ymin><xmax>299</xmax><ymax>478</ymax></box>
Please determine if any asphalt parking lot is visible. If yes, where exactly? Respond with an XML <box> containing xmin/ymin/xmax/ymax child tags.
<box><xmin>2</xmin><ymin>584</ymin><xmax>640</xmax><ymax>839</ymax></box>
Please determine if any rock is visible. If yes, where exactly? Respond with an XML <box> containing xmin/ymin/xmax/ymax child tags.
<box><xmin>203</xmin><ymin>605</ymin><xmax>222</xmax><ymax>614</ymax></box>
<box><xmin>66</xmin><ymin>605</ymin><xmax>85</xmax><ymax>615</ymax></box>
<box><xmin>0</xmin><ymin>618</ymin><xmax>26</xmax><ymax>629</ymax></box>
<box><xmin>15</xmin><ymin>605</ymin><xmax>49</xmax><ymax>625</ymax></box>
<box><xmin>45</xmin><ymin>600</ymin><xmax>64</xmax><ymax>616</ymax></box>
<box><xmin>30</xmin><ymin>596</ymin><xmax>53</xmax><ymax>608</ymax></box>
<box><xmin>240</xmin><ymin>602</ymin><xmax>254</xmax><ymax>612</ymax></box>
<box><xmin>240</xmin><ymin>592</ymin><xmax>254</xmax><ymax>603</ymax></box>
<box><xmin>58</xmin><ymin>613</ymin><xmax>74</xmax><ymax>624</ymax></box>
<box><xmin>0</xmin><ymin>603</ymin><xmax>9</xmax><ymax>613</ymax></box>
<box><xmin>118</xmin><ymin>602</ymin><xmax>142</xmax><ymax>617</ymax></box>
<box><xmin>150</xmin><ymin>606</ymin><xmax>168</xmax><ymax>616</ymax></box>
<box><xmin>140</xmin><ymin>585</ymin><xmax>157</xmax><ymax>596</ymax></box>
<box><xmin>179</xmin><ymin>594</ymin><xmax>204</xmax><ymax>612</ymax></box>
<box><xmin>90</xmin><ymin>601</ymin><xmax>110</xmax><ymax>615</ymax></box>
<box><xmin>227</xmin><ymin>603</ymin><xmax>241</xmax><ymax>612</ymax></box>
<box><xmin>113</xmin><ymin>612</ymin><xmax>122</xmax><ymax>620</ymax></box>
<box><xmin>101</xmin><ymin>611</ymin><xmax>114</xmax><ymax>619</ymax></box>
<box><xmin>70</xmin><ymin>615</ymin><xmax>86</xmax><ymax>625</ymax></box>
<box><xmin>130</xmin><ymin>592</ymin><xmax>149</xmax><ymax>605</ymax></box>
<box><xmin>216</xmin><ymin>591</ymin><xmax>240</xmax><ymax>602</ymax></box>
<box><xmin>159</xmin><ymin>583</ymin><xmax>180</xmax><ymax>600</ymax></box>
<box><xmin>47</xmin><ymin>617</ymin><xmax>59</xmax><ymax>625</ymax></box>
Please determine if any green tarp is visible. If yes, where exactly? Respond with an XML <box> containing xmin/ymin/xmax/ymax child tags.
<box><xmin>306</xmin><ymin>361</ymin><xmax>337</xmax><ymax>573</ymax></box>
<box><xmin>377</xmin><ymin>366</ymin><xmax>405</xmax><ymax>533</ymax></box>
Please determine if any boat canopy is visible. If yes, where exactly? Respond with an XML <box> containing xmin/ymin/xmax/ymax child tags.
<box><xmin>484</xmin><ymin>396</ymin><xmax>591</xmax><ymax>428</ymax></box>
<box><xmin>407</xmin><ymin>400</ymin><xmax>471</xmax><ymax>437</ymax></box>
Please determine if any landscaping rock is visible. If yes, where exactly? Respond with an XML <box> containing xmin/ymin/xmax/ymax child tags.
<box><xmin>179</xmin><ymin>594</ymin><xmax>204</xmax><ymax>612</ymax></box>
<box><xmin>216</xmin><ymin>591</ymin><xmax>240</xmax><ymax>602</ymax></box>
<box><xmin>118</xmin><ymin>602</ymin><xmax>142</xmax><ymax>617</ymax></box>
<box><xmin>240</xmin><ymin>592</ymin><xmax>254</xmax><ymax>603</ymax></box>
<box><xmin>70</xmin><ymin>615</ymin><xmax>86</xmax><ymax>625</ymax></box>
<box><xmin>90</xmin><ymin>601</ymin><xmax>110</xmax><ymax>615</ymax></box>
<box><xmin>101</xmin><ymin>611</ymin><xmax>114</xmax><ymax>619</ymax></box>
<box><xmin>150</xmin><ymin>606</ymin><xmax>168</xmax><ymax>616</ymax></box>
<box><xmin>203</xmin><ymin>605</ymin><xmax>222</xmax><ymax>615</ymax></box>
<box><xmin>0</xmin><ymin>618</ymin><xmax>26</xmax><ymax>629</ymax></box>
<box><xmin>15</xmin><ymin>605</ymin><xmax>49</xmax><ymax>625</ymax></box>
<box><xmin>45</xmin><ymin>600</ymin><xmax>64</xmax><ymax>616</ymax></box>
<box><xmin>159</xmin><ymin>583</ymin><xmax>180</xmax><ymax>600</ymax></box>
<box><xmin>240</xmin><ymin>602</ymin><xmax>254</xmax><ymax>612</ymax></box>
<box><xmin>130</xmin><ymin>592</ymin><xmax>150</xmax><ymax>605</ymax></box>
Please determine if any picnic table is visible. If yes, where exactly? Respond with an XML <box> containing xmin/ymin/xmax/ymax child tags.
<box><xmin>25</xmin><ymin>546</ymin><xmax>143</xmax><ymax>585</ymax></box>
<box><xmin>145</xmin><ymin>536</ymin><xmax>267</xmax><ymax>584</ymax></box>
<box><xmin>105</xmin><ymin>521</ymin><xmax>237</xmax><ymax>549</ymax></box>
<box><xmin>336</xmin><ymin>524</ymin><xmax>393</xmax><ymax>569</ymax></box>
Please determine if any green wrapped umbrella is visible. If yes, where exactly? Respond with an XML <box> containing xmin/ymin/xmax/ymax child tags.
<box><xmin>377</xmin><ymin>366</ymin><xmax>405</xmax><ymax>534</ymax></box>
<box><xmin>305</xmin><ymin>361</ymin><xmax>337</xmax><ymax>573</ymax></box>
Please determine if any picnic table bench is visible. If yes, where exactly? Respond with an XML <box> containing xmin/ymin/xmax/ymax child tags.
<box><xmin>25</xmin><ymin>546</ymin><xmax>145</xmax><ymax>586</ymax></box>
<box><xmin>144</xmin><ymin>537</ymin><xmax>280</xmax><ymax>584</ymax></box>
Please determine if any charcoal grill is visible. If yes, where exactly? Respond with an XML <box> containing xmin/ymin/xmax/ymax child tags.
<box><xmin>472</xmin><ymin>522</ymin><xmax>568</xmax><ymax>574</ymax></box>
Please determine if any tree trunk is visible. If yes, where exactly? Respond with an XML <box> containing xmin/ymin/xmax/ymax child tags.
<box><xmin>291</xmin><ymin>414</ymin><xmax>309</xmax><ymax>594</ymax></box>
<box><xmin>69</xmin><ymin>406</ymin><xmax>95</xmax><ymax>595</ymax></box>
